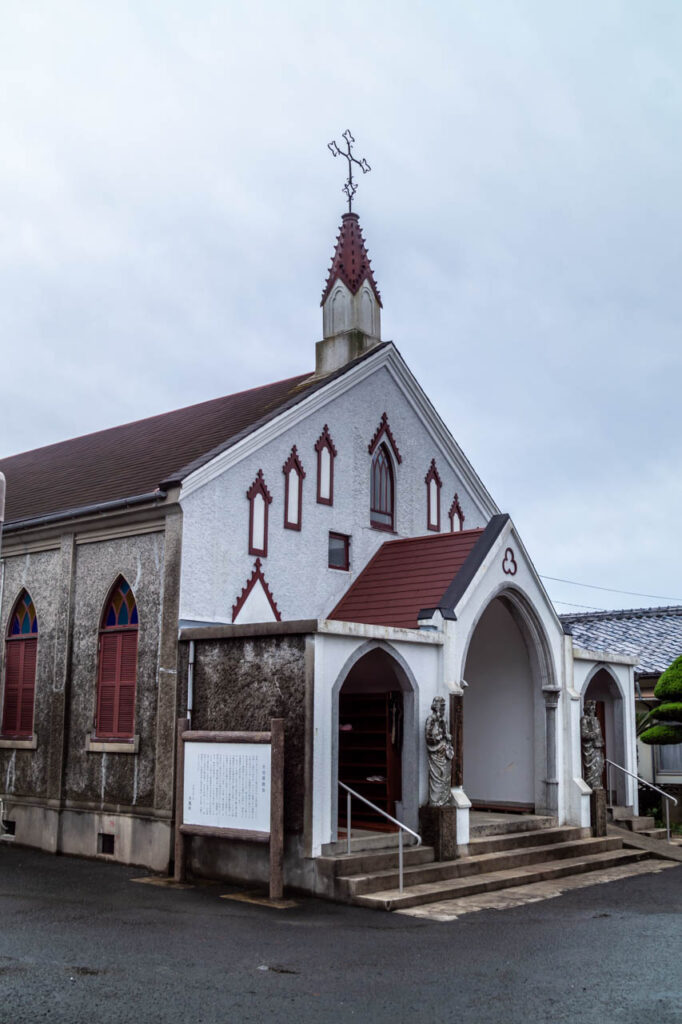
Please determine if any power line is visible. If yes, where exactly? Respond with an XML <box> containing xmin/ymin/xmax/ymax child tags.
<box><xmin>540</xmin><ymin>576</ymin><xmax>682</xmax><ymax>603</ymax></box>
<box><xmin>551</xmin><ymin>599</ymin><xmax>607</xmax><ymax>612</ymax></box>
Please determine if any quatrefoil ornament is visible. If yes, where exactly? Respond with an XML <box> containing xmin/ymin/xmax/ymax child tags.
<box><xmin>502</xmin><ymin>547</ymin><xmax>518</xmax><ymax>576</ymax></box>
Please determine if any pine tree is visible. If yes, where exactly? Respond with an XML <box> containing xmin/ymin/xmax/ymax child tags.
<box><xmin>640</xmin><ymin>654</ymin><xmax>682</xmax><ymax>746</ymax></box>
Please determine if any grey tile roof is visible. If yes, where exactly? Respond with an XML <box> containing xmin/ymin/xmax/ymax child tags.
<box><xmin>560</xmin><ymin>606</ymin><xmax>682</xmax><ymax>678</ymax></box>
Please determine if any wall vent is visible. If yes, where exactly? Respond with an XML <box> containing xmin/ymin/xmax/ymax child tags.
<box><xmin>98</xmin><ymin>833</ymin><xmax>115</xmax><ymax>855</ymax></box>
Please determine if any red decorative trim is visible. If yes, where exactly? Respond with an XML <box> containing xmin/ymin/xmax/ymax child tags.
<box><xmin>425</xmin><ymin>459</ymin><xmax>442</xmax><ymax>532</ymax></box>
<box><xmin>320</xmin><ymin>213</ymin><xmax>383</xmax><ymax>308</ymax></box>
<box><xmin>448</xmin><ymin>493</ymin><xmax>465</xmax><ymax>532</ymax></box>
<box><xmin>246</xmin><ymin>470</ymin><xmax>272</xmax><ymax>556</ymax></box>
<box><xmin>367</xmin><ymin>412</ymin><xmax>402</xmax><ymax>464</ymax></box>
<box><xmin>232</xmin><ymin>559</ymin><xmax>282</xmax><ymax>623</ymax></box>
<box><xmin>282</xmin><ymin>446</ymin><xmax>305</xmax><ymax>531</ymax></box>
<box><xmin>502</xmin><ymin>548</ymin><xmax>518</xmax><ymax>576</ymax></box>
<box><xmin>314</xmin><ymin>425</ymin><xmax>337</xmax><ymax>505</ymax></box>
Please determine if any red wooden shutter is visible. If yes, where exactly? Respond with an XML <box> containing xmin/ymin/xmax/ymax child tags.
<box><xmin>97</xmin><ymin>633</ymin><xmax>119</xmax><ymax>736</ymax></box>
<box><xmin>2</xmin><ymin>643</ymin><xmax>22</xmax><ymax>735</ymax></box>
<box><xmin>96</xmin><ymin>630</ymin><xmax>137</xmax><ymax>738</ymax></box>
<box><xmin>116</xmin><ymin>631</ymin><xmax>138</xmax><ymax>737</ymax></box>
<box><xmin>2</xmin><ymin>639</ymin><xmax>37</xmax><ymax>737</ymax></box>
<box><xmin>19</xmin><ymin>639</ymin><xmax>37</xmax><ymax>735</ymax></box>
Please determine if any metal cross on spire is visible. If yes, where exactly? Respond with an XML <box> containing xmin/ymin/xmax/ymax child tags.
<box><xmin>328</xmin><ymin>130</ymin><xmax>371</xmax><ymax>213</ymax></box>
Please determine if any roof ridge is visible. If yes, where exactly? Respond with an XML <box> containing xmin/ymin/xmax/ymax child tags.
<box><xmin>560</xmin><ymin>604</ymin><xmax>682</xmax><ymax>622</ymax></box>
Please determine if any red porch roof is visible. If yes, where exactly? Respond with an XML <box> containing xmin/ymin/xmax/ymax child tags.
<box><xmin>329</xmin><ymin>529</ymin><xmax>486</xmax><ymax>629</ymax></box>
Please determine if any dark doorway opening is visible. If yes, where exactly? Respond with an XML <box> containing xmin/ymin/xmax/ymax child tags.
<box><xmin>338</xmin><ymin>689</ymin><xmax>403</xmax><ymax>831</ymax></box>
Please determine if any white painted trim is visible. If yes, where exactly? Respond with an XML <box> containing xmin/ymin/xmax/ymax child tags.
<box><xmin>572</xmin><ymin>646</ymin><xmax>640</xmax><ymax>667</ymax></box>
<box><xmin>0</xmin><ymin>735</ymin><xmax>38</xmax><ymax>750</ymax></box>
<box><xmin>86</xmin><ymin>734</ymin><xmax>140</xmax><ymax>754</ymax></box>
<box><xmin>318</xmin><ymin>618</ymin><xmax>444</xmax><ymax>645</ymax></box>
<box><xmin>179</xmin><ymin>344</ymin><xmax>499</xmax><ymax>520</ymax></box>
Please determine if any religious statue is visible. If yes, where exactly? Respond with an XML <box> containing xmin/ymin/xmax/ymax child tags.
<box><xmin>425</xmin><ymin>696</ymin><xmax>454</xmax><ymax>806</ymax></box>
<box><xmin>581</xmin><ymin>700</ymin><xmax>605</xmax><ymax>790</ymax></box>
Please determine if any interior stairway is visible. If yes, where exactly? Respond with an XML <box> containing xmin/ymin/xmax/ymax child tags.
<box><xmin>317</xmin><ymin>815</ymin><xmax>655</xmax><ymax>912</ymax></box>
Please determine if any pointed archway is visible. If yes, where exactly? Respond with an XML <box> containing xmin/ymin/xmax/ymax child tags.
<box><xmin>331</xmin><ymin>643</ymin><xmax>419</xmax><ymax>838</ymax></box>
<box><xmin>461</xmin><ymin>589</ymin><xmax>558</xmax><ymax>815</ymax></box>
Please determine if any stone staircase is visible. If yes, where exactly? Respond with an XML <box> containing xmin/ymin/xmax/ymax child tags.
<box><xmin>608</xmin><ymin>805</ymin><xmax>668</xmax><ymax>839</ymax></box>
<box><xmin>317</xmin><ymin>815</ymin><xmax>653</xmax><ymax>912</ymax></box>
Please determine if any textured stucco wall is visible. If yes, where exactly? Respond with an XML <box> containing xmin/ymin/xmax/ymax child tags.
<box><xmin>180</xmin><ymin>364</ymin><xmax>488</xmax><ymax>625</ymax></box>
<box><xmin>0</xmin><ymin>547</ymin><xmax>61</xmax><ymax>799</ymax></box>
<box><xmin>63</xmin><ymin>532</ymin><xmax>165</xmax><ymax>810</ymax></box>
<box><xmin>181</xmin><ymin>634</ymin><xmax>307</xmax><ymax>834</ymax></box>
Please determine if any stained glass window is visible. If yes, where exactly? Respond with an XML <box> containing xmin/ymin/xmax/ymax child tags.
<box><xmin>370</xmin><ymin>444</ymin><xmax>394</xmax><ymax>530</ymax></box>
<box><xmin>103</xmin><ymin>578</ymin><xmax>139</xmax><ymax>629</ymax></box>
<box><xmin>3</xmin><ymin>591</ymin><xmax>38</xmax><ymax>737</ymax></box>
<box><xmin>97</xmin><ymin>578</ymin><xmax>138</xmax><ymax>739</ymax></box>
<box><xmin>9</xmin><ymin>591</ymin><xmax>38</xmax><ymax>636</ymax></box>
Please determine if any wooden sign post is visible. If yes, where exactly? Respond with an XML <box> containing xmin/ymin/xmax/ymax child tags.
<box><xmin>174</xmin><ymin>718</ymin><xmax>284</xmax><ymax>900</ymax></box>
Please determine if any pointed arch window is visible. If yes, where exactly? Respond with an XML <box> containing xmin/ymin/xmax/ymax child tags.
<box><xmin>449</xmin><ymin>493</ymin><xmax>465</xmax><ymax>532</ymax></box>
<box><xmin>247</xmin><ymin>470</ymin><xmax>273</xmax><ymax>556</ymax></box>
<box><xmin>425</xmin><ymin>459</ymin><xmax>442</xmax><ymax>532</ymax></box>
<box><xmin>370</xmin><ymin>443</ymin><xmax>395</xmax><ymax>531</ymax></box>
<box><xmin>315</xmin><ymin>425</ymin><xmax>337</xmax><ymax>506</ymax></box>
<box><xmin>282</xmin><ymin>446</ymin><xmax>305</xmax><ymax>531</ymax></box>
<box><xmin>2</xmin><ymin>591</ymin><xmax>38</xmax><ymax>738</ymax></box>
<box><xmin>96</xmin><ymin>578</ymin><xmax>138</xmax><ymax>739</ymax></box>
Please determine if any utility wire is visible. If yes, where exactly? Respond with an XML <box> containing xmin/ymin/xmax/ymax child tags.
<box><xmin>551</xmin><ymin>600</ymin><xmax>607</xmax><ymax>612</ymax></box>
<box><xmin>540</xmin><ymin>576</ymin><xmax>682</xmax><ymax>603</ymax></box>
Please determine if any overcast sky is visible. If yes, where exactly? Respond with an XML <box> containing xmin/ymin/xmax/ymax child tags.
<box><xmin>1</xmin><ymin>1</ymin><xmax>681</xmax><ymax>614</ymax></box>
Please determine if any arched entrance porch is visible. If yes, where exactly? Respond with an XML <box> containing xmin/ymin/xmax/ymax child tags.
<box><xmin>331</xmin><ymin>644</ymin><xmax>419</xmax><ymax>837</ymax></box>
<box><xmin>582</xmin><ymin>667</ymin><xmax>627</xmax><ymax>806</ymax></box>
<box><xmin>462</xmin><ymin>590</ymin><xmax>558</xmax><ymax>815</ymax></box>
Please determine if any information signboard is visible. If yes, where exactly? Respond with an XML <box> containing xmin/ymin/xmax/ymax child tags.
<box><xmin>183</xmin><ymin>741</ymin><xmax>271</xmax><ymax>834</ymax></box>
<box><xmin>174</xmin><ymin>720</ymin><xmax>284</xmax><ymax>900</ymax></box>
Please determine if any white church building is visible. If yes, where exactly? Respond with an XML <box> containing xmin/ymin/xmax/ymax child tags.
<box><xmin>0</xmin><ymin>205</ymin><xmax>645</xmax><ymax>900</ymax></box>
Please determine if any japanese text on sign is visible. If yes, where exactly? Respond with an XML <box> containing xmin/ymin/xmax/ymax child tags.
<box><xmin>183</xmin><ymin>742</ymin><xmax>271</xmax><ymax>833</ymax></box>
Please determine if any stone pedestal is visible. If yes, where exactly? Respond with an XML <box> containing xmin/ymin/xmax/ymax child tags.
<box><xmin>419</xmin><ymin>805</ymin><xmax>458</xmax><ymax>861</ymax></box>
<box><xmin>591</xmin><ymin>788</ymin><xmax>607</xmax><ymax>837</ymax></box>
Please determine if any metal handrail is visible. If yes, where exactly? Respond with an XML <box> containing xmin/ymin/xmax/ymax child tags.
<box><xmin>606</xmin><ymin>758</ymin><xmax>678</xmax><ymax>843</ymax></box>
<box><xmin>339</xmin><ymin>781</ymin><xmax>421</xmax><ymax>894</ymax></box>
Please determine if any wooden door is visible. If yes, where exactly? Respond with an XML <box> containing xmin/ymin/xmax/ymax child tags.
<box><xmin>338</xmin><ymin>691</ymin><xmax>403</xmax><ymax>831</ymax></box>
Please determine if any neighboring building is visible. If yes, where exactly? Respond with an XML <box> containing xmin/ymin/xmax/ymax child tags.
<box><xmin>562</xmin><ymin>606</ymin><xmax>682</xmax><ymax>820</ymax></box>
<box><xmin>0</xmin><ymin>211</ymin><xmax>642</xmax><ymax>887</ymax></box>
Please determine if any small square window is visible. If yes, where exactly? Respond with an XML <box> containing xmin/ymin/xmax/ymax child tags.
<box><xmin>328</xmin><ymin>532</ymin><xmax>350</xmax><ymax>571</ymax></box>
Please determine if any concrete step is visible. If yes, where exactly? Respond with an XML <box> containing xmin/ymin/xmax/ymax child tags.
<box><xmin>316</xmin><ymin>844</ymin><xmax>435</xmax><ymax>880</ymax></box>
<box><xmin>467</xmin><ymin>825</ymin><xmax>588</xmax><ymax>856</ymax></box>
<box><xmin>609</xmin><ymin>806</ymin><xmax>635</xmax><ymax>821</ymax></box>
<box><xmin>320</xmin><ymin>832</ymin><xmax>416</xmax><ymax>856</ymax></box>
<box><xmin>337</xmin><ymin>837</ymin><xmax>623</xmax><ymax>899</ymax></box>
<box><xmin>625</xmin><ymin>816</ymin><xmax>657</xmax><ymax>832</ymax></box>
<box><xmin>353</xmin><ymin>848</ymin><xmax>649</xmax><ymax>911</ymax></box>
<box><xmin>469</xmin><ymin>814</ymin><xmax>556</xmax><ymax>838</ymax></box>
<box><xmin>638</xmin><ymin>828</ymin><xmax>668</xmax><ymax>840</ymax></box>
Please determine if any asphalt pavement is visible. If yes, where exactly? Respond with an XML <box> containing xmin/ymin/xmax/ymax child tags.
<box><xmin>0</xmin><ymin>843</ymin><xmax>680</xmax><ymax>1024</ymax></box>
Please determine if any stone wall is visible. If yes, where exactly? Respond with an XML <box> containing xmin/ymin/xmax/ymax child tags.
<box><xmin>0</xmin><ymin>507</ymin><xmax>182</xmax><ymax>870</ymax></box>
<box><xmin>179</xmin><ymin>633</ymin><xmax>308</xmax><ymax>833</ymax></box>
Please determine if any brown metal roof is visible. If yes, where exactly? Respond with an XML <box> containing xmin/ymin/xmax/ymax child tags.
<box><xmin>329</xmin><ymin>529</ymin><xmax>486</xmax><ymax>629</ymax></box>
<box><xmin>1</xmin><ymin>372</ymin><xmax>323</xmax><ymax>527</ymax></box>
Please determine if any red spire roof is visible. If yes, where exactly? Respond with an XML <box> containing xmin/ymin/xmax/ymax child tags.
<box><xmin>321</xmin><ymin>213</ymin><xmax>382</xmax><ymax>308</ymax></box>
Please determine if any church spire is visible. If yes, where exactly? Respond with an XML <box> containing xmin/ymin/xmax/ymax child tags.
<box><xmin>316</xmin><ymin>132</ymin><xmax>383</xmax><ymax>375</ymax></box>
